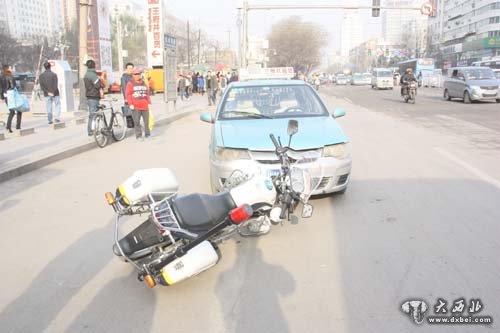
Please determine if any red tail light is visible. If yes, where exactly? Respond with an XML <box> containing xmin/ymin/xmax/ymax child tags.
<box><xmin>230</xmin><ymin>204</ymin><xmax>253</xmax><ymax>224</ymax></box>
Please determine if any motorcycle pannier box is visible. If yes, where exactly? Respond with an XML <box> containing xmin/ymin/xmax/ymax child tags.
<box><xmin>116</xmin><ymin>168</ymin><xmax>179</xmax><ymax>206</ymax></box>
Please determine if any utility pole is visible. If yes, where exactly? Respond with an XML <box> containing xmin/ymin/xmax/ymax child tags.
<box><xmin>117</xmin><ymin>18</ymin><xmax>124</xmax><ymax>74</ymax></box>
<box><xmin>78</xmin><ymin>0</ymin><xmax>90</xmax><ymax>111</ymax></box>
<box><xmin>197</xmin><ymin>29</ymin><xmax>201</xmax><ymax>65</ymax></box>
<box><xmin>187</xmin><ymin>21</ymin><xmax>191</xmax><ymax>71</ymax></box>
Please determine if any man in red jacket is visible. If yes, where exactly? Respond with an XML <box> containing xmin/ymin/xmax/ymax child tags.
<box><xmin>126</xmin><ymin>69</ymin><xmax>151</xmax><ymax>139</ymax></box>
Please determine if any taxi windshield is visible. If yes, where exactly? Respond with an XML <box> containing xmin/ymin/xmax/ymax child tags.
<box><xmin>463</xmin><ymin>68</ymin><xmax>495</xmax><ymax>80</ymax></box>
<box><xmin>219</xmin><ymin>85</ymin><xmax>328</xmax><ymax>120</ymax></box>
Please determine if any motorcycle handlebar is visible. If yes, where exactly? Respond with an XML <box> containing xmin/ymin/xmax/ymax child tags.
<box><xmin>269</xmin><ymin>134</ymin><xmax>280</xmax><ymax>149</ymax></box>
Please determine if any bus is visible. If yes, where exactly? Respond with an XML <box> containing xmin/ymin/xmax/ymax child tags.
<box><xmin>398</xmin><ymin>58</ymin><xmax>435</xmax><ymax>75</ymax></box>
<box><xmin>398</xmin><ymin>58</ymin><xmax>436</xmax><ymax>86</ymax></box>
<box><xmin>471</xmin><ymin>59</ymin><xmax>500</xmax><ymax>69</ymax></box>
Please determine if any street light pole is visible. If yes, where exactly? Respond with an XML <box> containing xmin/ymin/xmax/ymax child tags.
<box><xmin>78</xmin><ymin>0</ymin><xmax>90</xmax><ymax>111</ymax></box>
<box><xmin>117</xmin><ymin>18</ymin><xmax>124</xmax><ymax>74</ymax></box>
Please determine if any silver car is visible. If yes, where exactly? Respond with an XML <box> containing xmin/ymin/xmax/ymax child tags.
<box><xmin>443</xmin><ymin>67</ymin><xmax>500</xmax><ymax>103</ymax></box>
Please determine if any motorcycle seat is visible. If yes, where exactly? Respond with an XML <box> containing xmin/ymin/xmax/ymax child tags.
<box><xmin>172</xmin><ymin>192</ymin><xmax>236</xmax><ymax>232</ymax></box>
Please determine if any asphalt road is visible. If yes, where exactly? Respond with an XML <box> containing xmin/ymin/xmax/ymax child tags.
<box><xmin>0</xmin><ymin>90</ymin><xmax>499</xmax><ymax>332</ymax></box>
<box><xmin>323</xmin><ymin>84</ymin><xmax>500</xmax><ymax>133</ymax></box>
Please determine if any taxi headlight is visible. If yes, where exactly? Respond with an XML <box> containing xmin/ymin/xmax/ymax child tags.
<box><xmin>215</xmin><ymin>147</ymin><xmax>251</xmax><ymax>161</ymax></box>
<box><xmin>469</xmin><ymin>85</ymin><xmax>481</xmax><ymax>93</ymax></box>
<box><xmin>323</xmin><ymin>143</ymin><xmax>349</xmax><ymax>159</ymax></box>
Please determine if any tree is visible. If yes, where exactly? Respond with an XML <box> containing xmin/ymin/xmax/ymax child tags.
<box><xmin>111</xmin><ymin>14</ymin><xmax>147</xmax><ymax>70</ymax></box>
<box><xmin>0</xmin><ymin>28</ymin><xmax>46</xmax><ymax>72</ymax></box>
<box><xmin>267</xmin><ymin>16</ymin><xmax>328</xmax><ymax>75</ymax></box>
<box><xmin>60</xmin><ymin>19</ymin><xmax>79</xmax><ymax>70</ymax></box>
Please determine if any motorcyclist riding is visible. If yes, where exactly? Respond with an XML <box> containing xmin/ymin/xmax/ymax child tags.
<box><xmin>400</xmin><ymin>68</ymin><xmax>417</xmax><ymax>96</ymax></box>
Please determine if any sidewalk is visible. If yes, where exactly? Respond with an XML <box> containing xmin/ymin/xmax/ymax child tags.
<box><xmin>0</xmin><ymin>93</ymin><xmax>209</xmax><ymax>183</ymax></box>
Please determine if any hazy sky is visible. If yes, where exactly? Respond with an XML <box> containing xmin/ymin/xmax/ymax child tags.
<box><xmin>163</xmin><ymin>0</ymin><xmax>383</xmax><ymax>54</ymax></box>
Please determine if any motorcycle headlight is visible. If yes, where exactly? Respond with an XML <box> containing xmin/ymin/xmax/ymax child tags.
<box><xmin>215</xmin><ymin>147</ymin><xmax>251</xmax><ymax>161</ymax></box>
<box><xmin>323</xmin><ymin>143</ymin><xmax>349</xmax><ymax>159</ymax></box>
<box><xmin>290</xmin><ymin>168</ymin><xmax>305</xmax><ymax>193</ymax></box>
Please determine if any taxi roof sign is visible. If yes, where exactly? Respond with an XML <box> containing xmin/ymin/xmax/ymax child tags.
<box><xmin>239</xmin><ymin>67</ymin><xmax>295</xmax><ymax>81</ymax></box>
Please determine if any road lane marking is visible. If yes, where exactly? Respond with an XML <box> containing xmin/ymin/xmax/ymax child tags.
<box><xmin>343</xmin><ymin>97</ymin><xmax>353</xmax><ymax>104</ymax></box>
<box><xmin>434</xmin><ymin>147</ymin><xmax>500</xmax><ymax>190</ymax></box>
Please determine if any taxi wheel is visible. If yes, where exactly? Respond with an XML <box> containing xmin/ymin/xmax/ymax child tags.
<box><xmin>496</xmin><ymin>99</ymin><xmax>500</xmax><ymax>103</ymax></box>
<box><xmin>463</xmin><ymin>91</ymin><xmax>472</xmax><ymax>104</ymax></box>
<box><xmin>444</xmin><ymin>89</ymin><xmax>451</xmax><ymax>101</ymax></box>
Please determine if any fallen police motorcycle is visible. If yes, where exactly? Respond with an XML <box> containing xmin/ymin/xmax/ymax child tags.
<box><xmin>105</xmin><ymin>120</ymin><xmax>315</xmax><ymax>288</ymax></box>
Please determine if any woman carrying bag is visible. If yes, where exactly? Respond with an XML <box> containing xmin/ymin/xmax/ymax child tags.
<box><xmin>0</xmin><ymin>65</ymin><xmax>22</xmax><ymax>132</ymax></box>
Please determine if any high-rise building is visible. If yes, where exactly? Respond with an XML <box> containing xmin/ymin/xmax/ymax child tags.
<box><xmin>439</xmin><ymin>0</ymin><xmax>500</xmax><ymax>67</ymax></box>
<box><xmin>1</xmin><ymin>0</ymin><xmax>63</xmax><ymax>41</ymax></box>
<box><xmin>341</xmin><ymin>12</ymin><xmax>363</xmax><ymax>57</ymax></box>
<box><xmin>61</xmin><ymin>0</ymin><xmax>78</xmax><ymax>31</ymax></box>
<box><xmin>382</xmin><ymin>0</ymin><xmax>426</xmax><ymax>47</ymax></box>
<box><xmin>110</xmin><ymin>0</ymin><xmax>147</xmax><ymax>24</ymax></box>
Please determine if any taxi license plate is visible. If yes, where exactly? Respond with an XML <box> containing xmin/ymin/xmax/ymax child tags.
<box><xmin>267</xmin><ymin>169</ymin><xmax>280</xmax><ymax>177</ymax></box>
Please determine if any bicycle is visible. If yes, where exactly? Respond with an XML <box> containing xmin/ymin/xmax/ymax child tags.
<box><xmin>91</xmin><ymin>98</ymin><xmax>127</xmax><ymax>148</ymax></box>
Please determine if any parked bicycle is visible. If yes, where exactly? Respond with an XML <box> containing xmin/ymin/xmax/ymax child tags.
<box><xmin>91</xmin><ymin>98</ymin><xmax>127</xmax><ymax>148</ymax></box>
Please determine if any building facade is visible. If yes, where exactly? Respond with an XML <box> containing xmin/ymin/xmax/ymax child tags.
<box><xmin>428</xmin><ymin>0</ymin><xmax>500</xmax><ymax>68</ymax></box>
<box><xmin>439</xmin><ymin>0</ymin><xmax>500</xmax><ymax>67</ymax></box>
<box><xmin>1</xmin><ymin>0</ymin><xmax>63</xmax><ymax>42</ymax></box>
<box><xmin>341</xmin><ymin>12</ymin><xmax>363</xmax><ymax>57</ymax></box>
<box><xmin>382</xmin><ymin>0</ymin><xmax>427</xmax><ymax>48</ymax></box>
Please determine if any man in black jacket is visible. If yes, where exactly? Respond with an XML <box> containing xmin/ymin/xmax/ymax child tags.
<box><xmin>400</xmin><ymin>68</ymin><xmax>417</xmax><ymax>96</ymax></box>
<box><xmin>39</xmin><ymin>62</ymin><xmax>61</xmax><ymax>124</ymax></box>
<box><xmin>83</xmin><ymin>59</ymin><xmax>103</xmax><ymax>136</ymax></box>
<box><xmin>0</xmin><ymin>64</ymin><xmax>22</xmax><ymax>132</ymax></box>
<box><xmin>120</xmin><ymin>62</ymin><xmax>134</xmax><ymax>115</ymax></box>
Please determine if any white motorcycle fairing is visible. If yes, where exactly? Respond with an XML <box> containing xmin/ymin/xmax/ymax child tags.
<box><xmin>229</xmin><ymin>174</ymin><xmax>277</xmax><ymax>208</ymax></box>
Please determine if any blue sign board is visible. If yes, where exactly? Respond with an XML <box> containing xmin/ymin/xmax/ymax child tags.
<box><xmin>164</xmin><ymin>34</ymin><xmax>176</xmax><ymax>49</ymax></box>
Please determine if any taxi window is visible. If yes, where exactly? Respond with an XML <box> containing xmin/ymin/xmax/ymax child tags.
<box><xmin>219</xmin><ymin>85</ymin><xmax>328</xmax><ymax>119</ymax></box>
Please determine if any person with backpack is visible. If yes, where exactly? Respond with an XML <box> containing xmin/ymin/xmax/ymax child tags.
<box><xmin>126</xmin><ymin>69</ymin><xmax>151</xmax><ymax>139</ymax></box>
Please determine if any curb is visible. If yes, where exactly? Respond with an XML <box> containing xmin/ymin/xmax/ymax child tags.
<box><xmin>0</xmin><ymin>107</ymin><xmax>203</xmax><ymax>184</ymax></box>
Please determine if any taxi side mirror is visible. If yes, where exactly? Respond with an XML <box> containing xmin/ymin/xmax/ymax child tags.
<box><xmin>200</xmin><ymin>112</ymin><xmax>214</xmax><ymax>123</ymax></box>
<box><xmin>332</xmin><ymin>107</ymin><xmax>345</xmax><ymax>118</ymax></box>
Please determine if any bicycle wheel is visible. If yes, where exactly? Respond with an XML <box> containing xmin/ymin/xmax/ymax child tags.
<box><xmin>93</xmin><ymin>115</ymin><xmax>108</xmax><ymax>148</ymax></box>
<box><xmin>111</xmin><ymin>111</ymin><xmax>126</xmax><ymax>141</ymax></box>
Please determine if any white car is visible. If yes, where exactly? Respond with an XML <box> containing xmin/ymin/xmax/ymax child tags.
<box><xmin>371</xmin><ymin>68</ymin><xmax>394</xmax><ymax>89</ymax></box>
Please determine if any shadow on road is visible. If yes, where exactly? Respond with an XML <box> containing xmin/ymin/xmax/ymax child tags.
<box><xmin>325</xmin><ymin>178</ymin><xmax>500</xmax><ymax>331</ymax></box>
<box><xmin>215</xmin><ymin>239</ymin><xmax>295</xmax><ymax>333</ymax></box>
<box><xmin>0</xmin><ymin>167</ymin><xmax>64</xmax><ymax>214</ymax></box>
<box><xmin>66</xmin><ymin>273</ymin><xmax>155</xmax><ymax>332</ymax></box>
<box><xmin>0</xmin><ymin>220</ymin><xmax>114</xmax><ymax>332</ymax></box>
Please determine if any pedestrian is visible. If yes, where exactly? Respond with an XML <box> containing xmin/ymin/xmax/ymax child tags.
<box><xmin>185</xmin><ymin>75</ymin><xmax>191</xmax><ymax>99</ymax></box>
<box><xmin>198</xmin><ymin>74</ymin><xmax>205</xmax><ymax>96</ymax></box>
<box><xmin>210</xmin><ymin>72</ymin><xmax>219</xmax><ymax>105</ymax></box>
<box><xmin>229</xmin><ymin>71</ymin><xmax>239</xmax><ymax>83</ymax></box>
<box><xmin>178</xmin><ymin>75</ymin><xmax>186</xmax><ymax>100</ymax></box>
<box><xmin>0</xmin><ymin>64</ymin><xmax>22</xmax><ymax>132</ymax></box>
<box><xmin>219</xmin><ymin>73</ymin><xmax>227</xmax><ymax>96</ymax></box>
<box><xmin>83</xmin><ymin>59</ymin><xmax>103</xmax><ymax>136</ymax></box>
<box><xmin>121</xmin><ymin>62</ymin><xmax>134</xmax><ymax>115</ymax></box>
<box><xmin>39</xmin><ymin>62</ymin><xmax>61</xmax><ymax>124</ymax></box>
<box><xmin>192</xmin><ymin>72</ymin><xmax>198</xmax><ymax>93</ymax></box>
<box><xmin>126</xmin><ymin>69</ymin><xmax>151</xmax><ymax>139</ymax></box>
<box><xmin>206</xmin><ymin>71</ymin><xmax>214</xmax><ymax>106</ymax></box>
<box><xmin>148</xmin><ymin>76</ymin><xmax>155</xmax><ymax>96</ymax></box>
